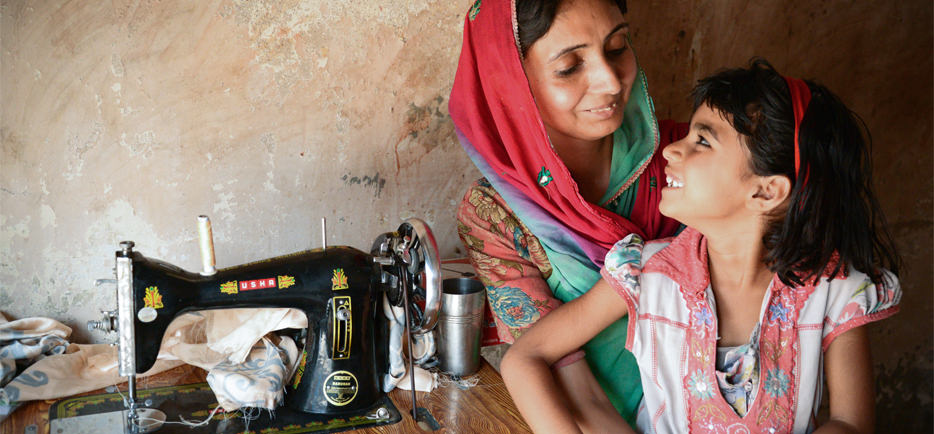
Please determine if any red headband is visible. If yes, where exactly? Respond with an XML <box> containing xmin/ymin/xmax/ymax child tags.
<box><xmin>783</xmin><ymin>76</ymin><xmax>812</xmax><ymax>179</ymax></box>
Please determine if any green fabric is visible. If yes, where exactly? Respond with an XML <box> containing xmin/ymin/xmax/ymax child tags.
<box><xmin>541</xmin><ymin>64</ymin><xmax>658</xmax><ymax>426</ymax></box>
<box><xmin>597</xmin><ymin>129</ymin><xmax>641</xmax><ymax>215</ymax></box>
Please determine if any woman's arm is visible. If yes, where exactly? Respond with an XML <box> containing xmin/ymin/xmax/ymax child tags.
<box><xmin>456</xmin><ymin>182</ymin><xmax>564</xmax><ymax>340</ymax></box>
<box><xmin>815</xmin><ymin>325</ymin><xmax>874</xmax><ymax>433</ymax></box>
<box><xmin>500</xmin><ymin>278</ymin><xmax>635</xmax><ymax>434</ymax></box>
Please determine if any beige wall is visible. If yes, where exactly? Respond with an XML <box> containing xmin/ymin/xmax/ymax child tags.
<box><xmin>1</xmin><ymin>0</ymin><xmax>479</xmax><ymax>342</ymax></box>
<box><xmin>2</xmin><ymin>0</ymin><xmax>931</xmax><ymax>430</ymax></box>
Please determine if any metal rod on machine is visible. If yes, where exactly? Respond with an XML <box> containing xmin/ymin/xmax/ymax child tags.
<box><xmin>399</xmin><ymin>271</ymin><xmax>418</xmax><ymax>421</ymax></box>
<box><xmin>321</xmin><ymin>217</ymin><xmax>327</xmax><ymax>250</ymax></box>
<box><xmin>127</xmin><ymin>374</ymin><xmax>139</xmax><ymax>433</ymax></box>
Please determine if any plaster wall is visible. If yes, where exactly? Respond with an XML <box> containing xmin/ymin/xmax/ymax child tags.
<box><xmin>1</xmin><ymin>0</ymin><xmax>478</xmax><ymax>343</ymax></box>
<box><xmin>2</xmin><ymin>0</ymin><xmax>931</xmax><ymax>431</ymax></box>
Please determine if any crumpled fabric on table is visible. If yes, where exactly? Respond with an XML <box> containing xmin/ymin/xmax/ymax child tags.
<box><xmin>206</xmin><ymin>334</ymin><xmax>299</xmax><ymax>411</ymax></box>
<box><xmin>382</xmin><ymin>294</ymin><xmax>439</xmax><ymax>393</ymax></box>
<box><xmin>0</xmin><ymin>308</ymin><xmax>305</xmax><ymax>421</ymax></box>
<box><xmin>0</xmin><ymin>313</ymin><xmax>73</xmax><ymax>419</ymax></box>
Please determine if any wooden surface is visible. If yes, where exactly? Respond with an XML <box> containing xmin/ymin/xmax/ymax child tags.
<box><xmin>0</xmin><ymin>361</ymin><xmax>531</xmax><ymax>434</ymax></box>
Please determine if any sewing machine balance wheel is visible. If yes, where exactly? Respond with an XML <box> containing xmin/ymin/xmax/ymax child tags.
<box><xmin>371</xmin><ymin>218</ymin><xmax>441</xmax><ymax>335</ymax></box>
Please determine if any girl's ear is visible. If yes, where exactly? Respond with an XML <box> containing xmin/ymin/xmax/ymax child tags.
<box><xmin>749</xmin><ymin>175</ymin><xmax>791</xmax><ymax>213</ymax></box>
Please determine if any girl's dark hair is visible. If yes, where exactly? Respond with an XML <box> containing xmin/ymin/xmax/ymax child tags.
<box><xmin>692</xmin><ymin>58</ymin><xmax>900</xmax><ymax>286</ymax></box>
<box><xmin>516</xmin><ymin>0</ymin><xmax>627</xmax><ymax>56</ymax></box>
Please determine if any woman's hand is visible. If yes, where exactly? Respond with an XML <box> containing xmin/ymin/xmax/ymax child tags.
<box><xmin>500</xmin><ymin>278</ymin><xmax>634</xmax><ymax>434</ymax></box>
<box><xmin>815</xmin><ymin>325</ymin><xmax>875</xmax><ymax>433</ymax></box>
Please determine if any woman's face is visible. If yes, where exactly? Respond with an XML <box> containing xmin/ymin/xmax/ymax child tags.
<box><xmin>522</xmin><ymin>0</ymin><xmax>636</xmax><ymax>146</ymax></box>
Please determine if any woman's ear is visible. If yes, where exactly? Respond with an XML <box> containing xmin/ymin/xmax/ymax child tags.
<box><xmin>749</xmin><ymin>175</ymin><xmax>791</xmax><ymax>213</ymax></box>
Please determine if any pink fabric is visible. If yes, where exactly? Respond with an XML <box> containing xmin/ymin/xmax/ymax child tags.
<box><xmin>601</xmin><ymin>228</ymin><xmax>902</xmax><ymax>432</ymax></box>
<box><xmin>552</xmin><ymin>350</ymin><xmax>587</xmax><ymax>370</ymax></box>
<box><xmin>456</xmin><ymin>180</ymin><xmax>558</xmax><ymax>342</ymax></box>
<box><xmin>449</xmin><ymin>0</ymin><xmax>681</xmax><ymax>249</ymax></box>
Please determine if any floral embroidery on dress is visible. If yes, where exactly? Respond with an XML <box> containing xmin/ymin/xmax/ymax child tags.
<box><xmin>688</xmin><ymin>369</ymin><xmax>715</xmax><ymax>399</ymax></box>
<box><xmin>768</xmin><ymin>302</ymin><xmax>789</xmax><ymax>324</ymax></box>
<box><xmin>694</xmin><ymin>307</ymin><xmax>714</xmax><ymax>328</ymax></box>
<box><xmin>487</xmin><ymin>286</ymin><xmax>541</xmax><ymax>328</ymax></box>
<box><xmin>681</xmin><ymin>277</ymin><xmax>799</xmax><ymax>432</ymax></box>
<box><xmin>763</xmin><ymin>368</ymin><xmax>790</xmax><ymax>398</ymax></box>
<box><xmin>767</xmin><ymin>291</ymin><xmax>796</xmax><ymax>331</ymax></box>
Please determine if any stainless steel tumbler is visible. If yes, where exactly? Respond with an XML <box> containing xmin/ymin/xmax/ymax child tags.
<box><xmin>438</xmin><ymin>277</ymin><xmax>486</xmax><ymax>376</ymax></box>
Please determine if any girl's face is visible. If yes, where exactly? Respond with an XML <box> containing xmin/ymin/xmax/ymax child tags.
<box><xmin>522</xmin><ymin>0</ymin><xmax>635</xmax><ymax>145</ymax></box>
<box><xmin>659</xmin><ymin>104</ymin><xmax>760</xmax><ymax>227</ymax></box>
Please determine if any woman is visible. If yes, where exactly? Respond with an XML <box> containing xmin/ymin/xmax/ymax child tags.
<box><xmin>449</xmin><ymin>0</ymin><xmax>684</xmax><ymax>428</ymax></box>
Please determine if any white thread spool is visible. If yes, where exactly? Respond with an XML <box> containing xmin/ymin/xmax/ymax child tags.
<box><xmin>197</xmin><ymin>215</ymin><xmax>217</xmax><ymax>276</ymax></box>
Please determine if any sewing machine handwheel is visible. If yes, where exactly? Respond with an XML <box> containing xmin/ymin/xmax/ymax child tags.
<box><xmin>399</xmin><ymin>218</ymin><xmax>440</xmax><ymax>334</ymax></box>
<box><xmin>372</xmin><ymin>219</ymin><xmax>441</xmax><ymax>335</ymax></box>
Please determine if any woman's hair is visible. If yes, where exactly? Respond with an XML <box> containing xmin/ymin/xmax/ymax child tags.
<box><xmin>691</xmin><ymin>58</ymin><xmax>900</xmax><ymax>286</ymax></box>
<box><xmin>515</xmin><ymin>0</ymin><xmax>627</xmax><ymax>56</ymax></box>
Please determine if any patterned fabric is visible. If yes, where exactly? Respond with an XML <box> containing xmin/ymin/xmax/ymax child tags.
<box><xmin>449</xmin><ymin>0</ymin><xmax>681</xmax><ymax>258</ymax></box>
<box><xmin>602</xmin><ymin>228</ymin><xmax>901</xmax><ymax>433</ymax></box>
<box><xmin>0</xmin><ymin>314</ymin><xmax>71</xmax><ymax>419</ymax></box>
<box><xmin>457</xmin><ymin>179</ymin><xmax>554</xmax><ymax>341</ymax></box>
<box><xmin>714</xmin><ymin>329</ymin><xmax>760</xmax><ymax>417</ymax></box>
<box><xmin>450</xmin><ymin>0</ymin><xmax>684</xmax><ymax>423</ymax></box>
<box><xmin>0</xmin><ymin>309</ymin><xmax>306</xmax><ymax>419</ymax></box>
<box><xmin>207</xmin><ymin>336</ymin><xmax>296</xmax><ymax>410</ymax></box>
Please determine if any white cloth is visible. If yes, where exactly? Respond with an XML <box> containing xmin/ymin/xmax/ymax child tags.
<box><xmin>382</xmin><ymin>294</ymin><xmax>439</xmax><ymax>393</ymax></box>
<box><xmin>0</xmin><ymin>308</ymin><xmax>305</xmax><ymax>418</ymax></box>
<box><xmin>602</xmin><ymin>230</ymin><xmax>901</xmax><ymax>433</ymax></box>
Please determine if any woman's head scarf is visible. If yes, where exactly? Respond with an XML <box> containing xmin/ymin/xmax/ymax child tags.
<box><xmin>449</xmin><ymin>1</ymin><xmax>682</xmax><ymax>421</ymax></box>
<box><xmin>449</xmin><ymin>0</ymin><xmax>672</xmax><ymax>270</ymax></box>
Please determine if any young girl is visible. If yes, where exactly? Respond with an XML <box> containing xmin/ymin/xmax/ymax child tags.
<box><xmin>501</xmin><ymin>59</ymin><xmax>901</xmax><ymax>433</ymax></box>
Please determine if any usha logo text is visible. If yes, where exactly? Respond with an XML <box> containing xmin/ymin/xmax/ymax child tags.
<box><xmin>220</xmin><ymin>276</ymin><xmax>296</xmax><ymax>294</ymax></box>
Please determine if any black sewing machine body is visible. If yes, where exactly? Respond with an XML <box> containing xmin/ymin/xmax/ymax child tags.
<box><xmin>125</xmin><ymin>246</ymin><xmax>387</xmax><ymax>414</ymax></box>
<box><xmin>90</xmin><ymin>218</ymin><xmax>441</xmax><ymax>432</ymax></box>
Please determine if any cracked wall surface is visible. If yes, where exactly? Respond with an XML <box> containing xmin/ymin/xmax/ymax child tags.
<box><xmin>1</xmin><ymin>0</ymin><xmax>479</xmax><ymax>343</ymax></box>
<box><xmin>1</xmin><ymin>0</ymin><xmax>930</xmax><ymax>430</ymax></box>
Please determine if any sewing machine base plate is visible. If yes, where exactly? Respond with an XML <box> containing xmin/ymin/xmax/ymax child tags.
<box><xmin>49</xmin><ymin>382</ymin><xmax>401</xmax><ymax>434</ymax></box>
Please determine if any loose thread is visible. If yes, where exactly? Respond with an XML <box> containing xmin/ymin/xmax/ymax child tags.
<box><xmin>433</xmin><ymin>369</ymin><xmax>481</xmax><ymax>390</ymax></box>
<box><xmin>109</xmin><ymin>377</ymin><xmax>229</xmax><ymax>429</ymax></box>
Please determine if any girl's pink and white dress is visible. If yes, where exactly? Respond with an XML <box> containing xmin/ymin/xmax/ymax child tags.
<box><xmin>602</xmin><ymin>228</ymin><xmax>900</xmax><ymax>433</ymax></box>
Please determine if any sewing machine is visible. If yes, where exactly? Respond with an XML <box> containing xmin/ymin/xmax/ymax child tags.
<box><xmin>86</xmin><ymin>217</ymin><xmax>440</xmax><ymax>433</ymax></box>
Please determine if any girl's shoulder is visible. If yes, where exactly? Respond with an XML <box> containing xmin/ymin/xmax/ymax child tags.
<box><xmin>810</xmin><ymin>264</ymin><xmax>901</xmax><ymax>309</ymax></box>
<box><xmin>804</xmin><ymin>265</ymin><xmax>901</xmax><ymax>351</ymax></box>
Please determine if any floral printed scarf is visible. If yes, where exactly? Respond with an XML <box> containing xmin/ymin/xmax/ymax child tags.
<box><xmin>449</xmin><ymin>0</ymin><xmax>682</xmax><ymax>423</ymax></box>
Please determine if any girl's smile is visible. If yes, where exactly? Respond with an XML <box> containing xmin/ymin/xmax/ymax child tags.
<box><xmin>664</xmin><ymin>174</ymin><xmax>684</xmax><ymax>188</ymax></box>
<box><xmin>659</xmin><ymin>103</ymin><xmax>759</xmax><ymax>229</ymax></box>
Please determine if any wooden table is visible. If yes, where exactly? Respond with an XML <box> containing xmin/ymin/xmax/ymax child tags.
<box><xmin>1</xmin><ymin>360</ymin><xmax>531</xmax><ymax>434</ymax></box>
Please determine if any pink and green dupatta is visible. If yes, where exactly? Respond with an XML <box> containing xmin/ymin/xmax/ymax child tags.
<box><xmin>448</xmin><ymin>0</ymin><xmax>683</xmax><ymax>423</ymax></box>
